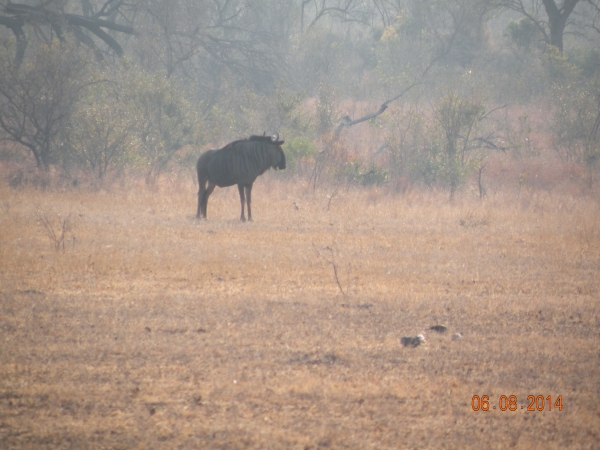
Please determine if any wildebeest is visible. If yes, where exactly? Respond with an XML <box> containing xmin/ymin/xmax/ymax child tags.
<box><xmin>196</xmin><ymin>134</ymin><xmax>286</xmax><ymax>221</ymax></box>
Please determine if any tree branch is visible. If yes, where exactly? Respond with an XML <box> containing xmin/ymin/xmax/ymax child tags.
<box><xmin>0</xmin><ymin>15</ymin><xmax>26</xmax><ymax>65</ymax></box>
<box><xmin>1</xmin><ymin>2</ymin><xmax>134</xmax><ymax>64</ymax></box>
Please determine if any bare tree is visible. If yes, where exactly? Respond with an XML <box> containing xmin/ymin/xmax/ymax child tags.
<box><xmin>130</xmin><ymin>0</ymin><xmax>290</xmax><ymax>109</ymax></box>
<box><xmin>0</xmin><ymin>41</ymin><xmax>96</xmax><ymax>171</ymax></box>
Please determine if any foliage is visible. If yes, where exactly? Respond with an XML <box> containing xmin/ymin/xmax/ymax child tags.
<box><xmin>203</xmin><ymin>84</ymin><xmax>309</xmax><ymax>145</ymax></box>
<box><xmin>342</xmin><ymin>160</ymin><xmax>389</xmax><ymax>186</ymax></box>
<box><xmin>567</xmin><ymin>48</ymin><xmax>600</xmax><ymax>79</ymax></box>
<box><xmin>316</xmin><ymin>82</ymin><xmax>338</xmax><ymax>136</ymax></box>
<box><xmin>504</xmin><ymin>18</ymin><xmax>543</xmax><ymax>50</ymax></box>
<box><xmin>383</xmin><ymin>107</ymin><xmax>428</xmax><ymax>187</ymax></box>
<box><xmin>290</xmin><ymin>26</ymin><xmax>366</xmax><ymax>94</ymax></box>
<box><xmin>430</xmin><ymin>91</ymin><xmax>485</xmax><ymax>196</ymax></box>
<box><xmin>382</xmin><ymin>88</ymin><xmax>509</xmax><ymax>196</ymax></box>
<box><xmin>122</xmin><ymin>69</ymin><xmax>201</xmax><ymax>183</ymax></box>
<box><xmin>0</xmin><ymin>0</ymin><xmax>599</xmax><ymax>194</ymax></box>
<box><xmin>551</xmin><ymin>74</ymin><xmax>600</xmax><ymax>185</ymax></box>
<box><xmin>541</xmin><ymin>46</ymin><xmax>581</xmax><ymax>83</ymax></box>
<box><xmin>284</xmin><ymin>137</ymin><xmax>317</xmax><ymax>177</ymax></box>
<box><xmin>64</xmin><ymin>80</ymin><xmax>136</xmax><ymax>180</ymax></box>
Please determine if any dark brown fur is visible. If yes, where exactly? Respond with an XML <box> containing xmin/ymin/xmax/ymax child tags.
<box><xmin>196</xmin><ymin>135</ymin><xmax>285</xmax><ymax>221</ymax></box>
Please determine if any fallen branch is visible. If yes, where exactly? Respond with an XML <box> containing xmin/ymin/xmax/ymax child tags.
<box><xmin>323</xmin><ymin>83</ymin><xmax>421</xmax><ymax>156</ymax></box>
<box><xmin>309</xmin><ymin>82</ymin><xmax>422</xmax><ymax>190</ymax></box>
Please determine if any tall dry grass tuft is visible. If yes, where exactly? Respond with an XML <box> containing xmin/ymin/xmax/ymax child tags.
<box><xmin>0</xmin><ymin>176</ymin><xmax>599</xmax><ymax>448</ymax></box>
<box><xmin>35</xmin><ymin>209</ymin><xmax>75</xmax><ymax>253</ymax></box>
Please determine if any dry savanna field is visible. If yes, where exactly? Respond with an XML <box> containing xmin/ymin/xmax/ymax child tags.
<box><xmin>1</xmin><ymin>176</ymin><xmax>599</xmax><ymax>449</ymax></box>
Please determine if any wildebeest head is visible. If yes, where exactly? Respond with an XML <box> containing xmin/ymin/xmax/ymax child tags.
<box><xmin>270</xmin><ymin>133</ymin><xmax>286</xmax><ymax>171</ymax></box>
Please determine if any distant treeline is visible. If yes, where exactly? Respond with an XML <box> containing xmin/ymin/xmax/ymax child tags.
<box><xmin>0</xmin><ymin>1</ymin><xmax>599</xmax><ymax>194</ymax></box>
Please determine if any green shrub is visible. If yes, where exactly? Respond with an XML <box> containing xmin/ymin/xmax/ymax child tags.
<box><xmin>283</xmin><ymin>137</ymin><xmax>317</xmax><ymax>177</ymax></box>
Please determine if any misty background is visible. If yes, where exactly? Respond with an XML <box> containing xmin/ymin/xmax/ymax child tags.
<box><xmin>1</xmin><ymin>0</ymin><xmax>599</xmax><ymax>195</ymax></box>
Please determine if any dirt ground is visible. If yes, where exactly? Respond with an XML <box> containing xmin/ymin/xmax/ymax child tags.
<box><xmin>1</xmin><ymin>178</ymin><xmax>599</xmax><ymax>449</ymax></box>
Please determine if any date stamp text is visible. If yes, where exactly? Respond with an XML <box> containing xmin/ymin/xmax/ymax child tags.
<box><xmin>471</xmin><ymin>395</ymin><xmax>563</xmax><ymax>412</ymax></box>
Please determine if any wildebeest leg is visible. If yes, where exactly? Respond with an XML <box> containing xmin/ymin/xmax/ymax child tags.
<box><xmin>246</xmin><ymin>184</ymin><xmax>253</xmax><ymax>222</ymax></box>
<box><xmin>238</xmin><ymin>184</ymin><xmax>247</xmax><ymax>222</ymax></box>
<box><xmin>202</xmin><ymin>182</ymin><xmax>216</xmax><ymax>219</ymax></box>
<box><xmin>197</xmin><ymin>175</ymin><xmax>206</xmax><ymax>219</ymax></box>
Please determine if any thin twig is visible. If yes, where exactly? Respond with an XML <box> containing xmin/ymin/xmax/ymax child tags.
<box><xmin>326</xmin><ymin>186</ymin><xmax>339</xmax><ymax>211</ymax></box>
<box><xmin>312</xmin><ymin>242</ymin><xmax>345</xmax><ymax>296</ymax></box>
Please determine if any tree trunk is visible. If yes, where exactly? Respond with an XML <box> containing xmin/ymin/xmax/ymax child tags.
<box><xmin>541</xmin><ymin>0</ymin><xmax>581</xmax><ymax>52</ymax></box>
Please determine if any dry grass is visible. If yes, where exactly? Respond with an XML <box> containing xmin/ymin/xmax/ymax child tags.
<box><xmin>1</xmin><ymin>176</ymin><xmax>599</xmax><ymax>449</ymax></box>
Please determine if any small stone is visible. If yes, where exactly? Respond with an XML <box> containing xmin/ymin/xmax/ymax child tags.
<box><xmin>451</xmin><ymin>333</ymin><xmax>463</xmax><ymax>341</ymax></box>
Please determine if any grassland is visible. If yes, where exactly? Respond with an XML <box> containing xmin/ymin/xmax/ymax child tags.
<box><xmin>0</xmin><ymin>176</ymin><xmax>599</xmax><ymax>449</ymax></box>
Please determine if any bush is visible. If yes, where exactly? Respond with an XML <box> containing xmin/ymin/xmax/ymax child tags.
<box><xmin>504</xmin><ymin>18</ymin><xmax>542</xmax><ymax>51</ymax></box>
<box><xmin>342</xmin><ymin>160</ymin><xmax>389</xmax><ymax>186</ymax></box>
<box><xmin>122</xmin><ymin>69</ymin><xmax>201</xmax><ymax>183</ymax></box>
<box><xmin>284</xmin><ymin>137</ymin><xmax>317</xmax><ymax>177</ymax></box>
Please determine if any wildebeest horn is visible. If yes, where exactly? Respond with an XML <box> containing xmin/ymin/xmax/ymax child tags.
<box><xmin>271</xmin><ymin>132</ymin><xmax>279</xmax><ymax>142</ymax></box>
